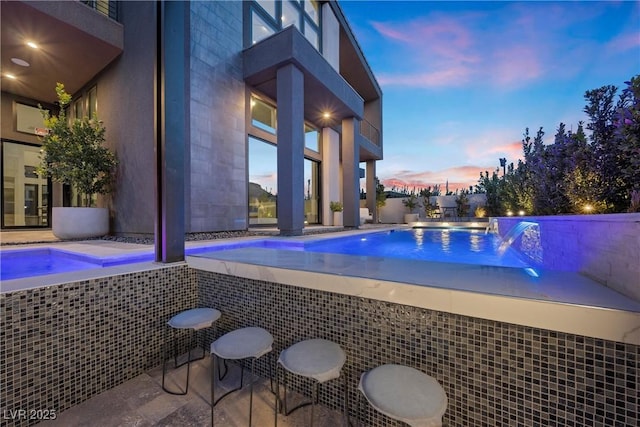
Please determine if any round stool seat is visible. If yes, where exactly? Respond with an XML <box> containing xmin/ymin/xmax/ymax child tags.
<box><xmin>359</xmin><ymin>364</ymin><xmax>447</xmax><ymax>427</ymax></box>
<box><xmin>168</xmin><ymin>307</ymin><xmax>221</xmax><ymax>330</ymax></box>
<box><xmin>211</xmin><ymin>327</ymin><xmax>273</xmax><ymax>360</ymax></box>
<box><xmin>278</xmin><ymin>338</ymin><xmax>345</xmax><ymax>383</ymax></box>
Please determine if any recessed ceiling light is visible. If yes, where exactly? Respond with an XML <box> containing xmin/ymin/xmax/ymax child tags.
<box><xmin>323</xmin><ymin>112</ymin><xmax>331</xmax><ymax>119</ymax></box>
<box><xmin>26</xmin><ymin>41</ymin><xmax>38</xmax><ymax>49</ymax></box>
<box><xmin>5</xmin><ymin>74</ymin><xmax>17</xmax><ymax>80</ymax></box>
<box><xmin>11</xmin><ymin>57</ymin><xmax>30</xmax><ymax>67</ymax></box>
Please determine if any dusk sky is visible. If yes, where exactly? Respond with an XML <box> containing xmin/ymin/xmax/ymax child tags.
<box><xmin>340</xmin><ymin>0</ymin><xmax>640</xmax><ymax>192</ymax></box>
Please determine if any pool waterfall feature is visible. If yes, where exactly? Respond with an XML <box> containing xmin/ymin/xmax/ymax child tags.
<box><xmin>492</xmin><ymin>213</ymin><xmax>640</xmax><ymax>303</ymax></box>
<box><xmin>1</xmin><ymin>213</ymin><xmax>639</xmax><ymax>426</ymax></box>
<box><xmin>495</xmin><ymin>220</ymin><xmax>539</xmax><ymax>255</ymax></box>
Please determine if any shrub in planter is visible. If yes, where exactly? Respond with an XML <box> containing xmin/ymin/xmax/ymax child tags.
<box><xmin>37</xmin><ymin>83</ymin><xmax>117</xmax><ymax>207</ymax></box>
<box><xmin>37</xmin><ymin>83</ymin><xmax>117</xmax><ymax>238</ymax></box>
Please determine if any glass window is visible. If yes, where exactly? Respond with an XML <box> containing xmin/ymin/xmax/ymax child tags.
<box><xmin>72</xmin><ymin>98</ymin><xmax>83</xmax><ymax>119</ymax></box>
<box><xmin>87</xmin><ymin>86</ymin><xmax>97</xmax><ymax>117</ymax></box>
<box><xmin>252</xmin><ymin>10</ymin><xmax>275</xmax><ymax>44</ymax></box>
<box><xmin>304</xmin><ymin>158</ymin><xmax>320</xmax><ymax>224</ymax></box>
<box><xmin>248</xmin><ymin>137</ymin><xmax>278</xmax><ymax>225</ymax></box>
<box><xmin>256</xmin><ymin>0</ymin><xmax>276</xmax><ymax>19</ymax></box>
<box><xmin>2</xmin><ymin>141</ymin><xmax>49</xmax><ymax>227</ymax></box>
<box><xmin>303</xmin><ymin>24</ymin><xmax>318</xmax><ymax>49</ymax></box>
<box><xmin>304</xmin><ymin>124</ymin><xmax>319</xmax><ymax>152</ymax></box>
<box><xmin>251</xmin><ymin>96</ymin><xmax>277</xmax><ymax>133</ymax></box>
<box><xmin>304</xmin><ymin>0</ymin><xmax>319</xmax><ymax>24</ymax></box>
<box><xmin>281</xmin><ymin>0</ymin><xmax>301</xmax><ymax>30</ymax></box>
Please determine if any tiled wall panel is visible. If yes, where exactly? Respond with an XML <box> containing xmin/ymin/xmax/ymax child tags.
<box><xmin>497</xmin><ymin>214</ymin><xmax>640</xmax><ymax>303</ymax></box>
<box><xmin>0</xmin><ymin>265</ymin><xmax>197</xmax><ymax>427</ymax></box>
<box><xmin>188</xmin><ymin>0</ymin><xmax>247</xmax><ymax>232</ymax></box>
<box><xmin>198</xmin><ymin>270</ymin><xmax>640</xmax><ymax>427</ymax></box>
<box><xmin>2</xmin><ymin>266</ymin><xmax>638</xmax><ymax>426</ymax></box>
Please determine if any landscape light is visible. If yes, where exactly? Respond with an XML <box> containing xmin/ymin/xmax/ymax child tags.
<box><xmin>584</xmin><ymin>204</ymin><xmax>593</xmax><ymax>213</ymax></box>
<box><xmin>506</xmin><ymin>210</ymin><xmax>513</xmax><ymax>216</ymax></box>
<box><xmin>518</xmin><ymin>210</ymin><xmax>525</xmax><ymax>216</ymax></box>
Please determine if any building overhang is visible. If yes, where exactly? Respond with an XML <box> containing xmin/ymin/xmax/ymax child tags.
<box><xmin>243</xmin><ymin>26</ymin><xmax>364</xmax><ymax>128</ymax></box>
<box><xmin>0</xmin><ymin>0</ymin><xmax>123</xmax><ymax>103</ymax></box>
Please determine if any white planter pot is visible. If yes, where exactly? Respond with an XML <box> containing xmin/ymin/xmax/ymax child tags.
<box><xmin>52</xmin><ymin>207</ymin><xmax>109</xmax><ymax>239</ymax></box>
<box><xmin>333</xmin><ymin>211</ymin><xmax>343</xmax><ymax>226</ymax></box>
<box><xmin>404</xmin><ymin>213</ymin><xmax>419</xmax><ymax>224</ymax></box>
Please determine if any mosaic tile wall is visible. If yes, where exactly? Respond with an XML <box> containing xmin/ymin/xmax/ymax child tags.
<box><xmin>198</xmin><ymin>270</ymin><xmax>639</xmax><ymax>427</ymax></box>
<box><xmin>0</xmin><ymin>265</ymin><xmax>198</xmax><ymax>427</ymax></box>
<box><xmin>496</xmin><ymin>214</ymin><xmax>640</xmax><ymax>303</ymax></box>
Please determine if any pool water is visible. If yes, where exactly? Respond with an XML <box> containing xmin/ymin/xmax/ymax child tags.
<box><xmin>0</xmin><ymin>248</ymin><xmax>151</xmax><ymax>281</ymax></box>
<box><xmin>305</xmin><ymin>229</ymin><xmax>531</xmax><ymax>269</ymax></box>
<box><xmin>1</xmin><ymin>229</ymin><xmax>531</xmax><ymax>281</ymax></box>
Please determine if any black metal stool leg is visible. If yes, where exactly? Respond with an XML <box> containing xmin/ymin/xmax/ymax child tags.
<box><xmin>211</xmin><ymin>354</ymin><xmax>216</xmax><ymax>427</ymax></box>
<box><xmin>163</xmin><ymin>328</ymin><xmax>191</xmax><ymax>395</ymax></box>
<box><xmin>274</xmin><ymin>361</ymin><xmax>279</xmax><ymax>427</ymax></box>
<box><xmin>310</xmin><ymin>381</ymin><xmax>318</xmax><ymax>427</ymax></box>
<box><xmin>249</xmin><ymin>358</ymin><xmax>256</xmax><ymax>427</ymax></box>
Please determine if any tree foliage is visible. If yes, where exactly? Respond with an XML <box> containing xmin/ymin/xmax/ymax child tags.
<box><xmin>476</xmin><ymin>75</ymin><xmax>639</xmax><ymax>215</ymax></box>
<box><xmin>37</xmin><ymin>83</ymin><xmax>117</xmax><ymax>207</ymax></box>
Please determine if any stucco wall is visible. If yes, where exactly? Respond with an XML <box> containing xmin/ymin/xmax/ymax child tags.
<box><xmin>188</xmin><ymin>1</ymin><xmax>247</xmax><ymax>232</ymax></box>
<box><xmin>496</xmin><ymin>213</ymin><xmax>640</xmax><ymax>302</ymax></box>
<box><xmin>378</xmin><ymin>194</ymin><xmax>488</xmax><ymax>223</ymax></box>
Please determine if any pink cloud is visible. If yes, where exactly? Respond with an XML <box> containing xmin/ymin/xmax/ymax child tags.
<box><xmin>369</xmin><ymin>4</ymin><xmax>604</xmax><ymax>89</ymax></box>
<box><xmin>380</xmin><ymin>165</ymin><xmax>493</xmax><ymax>192</ymax></box>
<box><xmin>371</xmin><ymin>17</ymin><xmax>474</xmax><ymax>56</ymax></box>
<box><xmin>377</xmin><ymin>67</ymin><xmax>473</xmax><ymax>88</ymax></box>
<box><xmin>370</xmin><ymin>16</ymin><xmax>482</xmax><ymax>88</ymax></box>
<box><xmin>607</xmin><ymin>31</ymin><xmax>640</xmax><ymax>52</ymax></box>
<box><xmin>491</xmin><ymin>45</ymin><xmax>542</xmax><ymax>86</ymax></box>
<box><xmin>484</xmin><ymin>141</ymin><xmax>524</xmax><ymax>159</ymax></box>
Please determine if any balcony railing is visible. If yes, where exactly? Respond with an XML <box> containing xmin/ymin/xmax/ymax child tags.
<box><xmin>360</xmin><ymin>118</ymin><xmax>381</xmax><ymax>147</ymax></box>
<box><xmin>81</xmin><ymin>0</ymin><xmax>118</xmax><ymax>21</ymax></box>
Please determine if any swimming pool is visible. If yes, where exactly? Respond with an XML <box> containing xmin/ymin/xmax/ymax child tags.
<box><xmin>0</xmin><ymin>247</ymin><xmax>154</xmax><ymax>281</ymax></box>
<box><xmin>0</xmin><ymin>229</ymin><xmax>532</xmax><ymax>281</ymax></box>
<box><xmin>304</xmin><ymin>229</ymin><xmax>530</xmax><ymax>269</ymax></box>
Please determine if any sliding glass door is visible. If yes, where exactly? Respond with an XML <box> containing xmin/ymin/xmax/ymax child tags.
<box><xmin>248</xmin><ymin>136</ymin><xmax>278</xmax><ymax>226</ymax></box>
<box><xmin>2</xmin><ymin>140</ymin><xmax>50</xmax><ymax>227</ymax></box>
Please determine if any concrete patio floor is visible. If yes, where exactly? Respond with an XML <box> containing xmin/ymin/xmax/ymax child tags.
<box><xmin>36</xmin><ymin>357</ymin><xmax>347</xmax><ymax>427</ymax></box>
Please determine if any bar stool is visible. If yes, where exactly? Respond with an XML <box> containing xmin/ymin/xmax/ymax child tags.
<box><xmin>162</xmin><ymin>307</ymin><xmax>221</xmax><ymax>395</ymax></box>
<box><xmin>210</xmin><ymin>326</ymin><xmax>274</xmax><ymax>427</ymax></box>
<box><xmin>358</xmin><ymin>364</ymin><xmax>447</xmax><ymax>427</ymax></box>
<box><xmin>277</xmin><ymin>338</ymin><xmax>348</xmax><ymax>427</ymax></box>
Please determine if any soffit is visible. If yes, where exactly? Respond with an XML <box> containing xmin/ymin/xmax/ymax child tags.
<box><xmin>0</xmin><ymin>1</ymin><xmax>123</xmax><ymax>103</ymax></box>
<box><xmin>243</xmin><ymin>26</ymin><xmax>364</xmax><ymax>129</ymax></box>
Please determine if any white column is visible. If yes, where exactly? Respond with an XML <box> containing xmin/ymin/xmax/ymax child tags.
<box><xmin>322</xmin><ymin>127</ymin><xmax>340</xmax><ymax>225</ymax></box>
